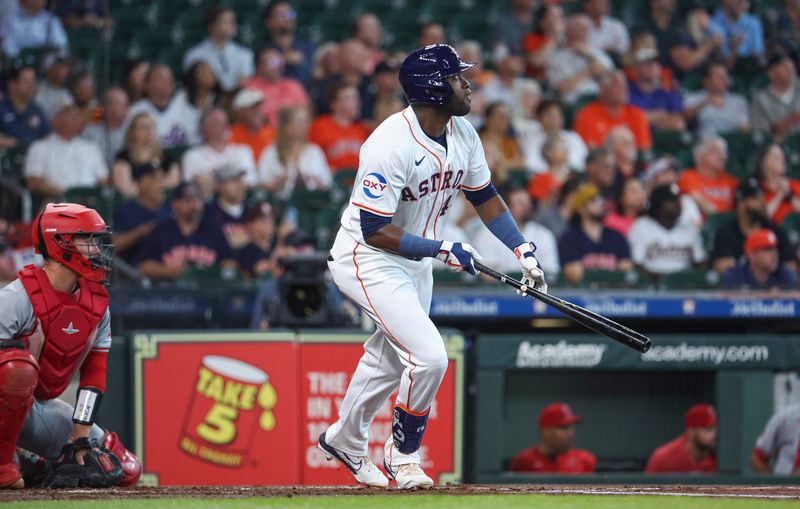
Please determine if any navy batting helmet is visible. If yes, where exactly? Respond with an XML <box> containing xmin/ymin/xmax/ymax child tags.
<box><xmin>399</xmin><ymin>44</ymin><xmax>475</xmax><ymax>106</ymax></box>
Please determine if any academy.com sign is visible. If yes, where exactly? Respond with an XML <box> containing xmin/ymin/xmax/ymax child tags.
<box><xmin>516</xmin><ymin>341</ymin><xmax>606</xmax><ymax>368</ymax></box>
<box><xmin>642</xmin><ymin>342</ymin><xmax>769</xmax><ymax>365</ymax></box>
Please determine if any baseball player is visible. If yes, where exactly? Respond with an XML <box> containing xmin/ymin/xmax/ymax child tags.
<box><xmin>318</xmin><ymin>44</ymin><xmax>547</xmax><ymax>489</ymax></box>
<box><xmin>0</xmin><ymin>203</ymin><xmax>141</xmax><ymax>489</ymax></box>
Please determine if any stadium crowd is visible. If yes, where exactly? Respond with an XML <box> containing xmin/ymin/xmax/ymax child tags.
<box><xmin>0</xmin><ymin>0</ymin><xmax>800</xmax><ymax>291</ymax></box>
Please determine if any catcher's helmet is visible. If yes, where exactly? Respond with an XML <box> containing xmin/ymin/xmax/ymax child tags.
<box><xmin>32</xmin><ymin>203</ymin><xmax>114</xmax><ymax>284</ymax></box>
<box><xmin>399</xmin><ymin>44</ymin><xmax>475</xmax><ymax>106</ymax></box>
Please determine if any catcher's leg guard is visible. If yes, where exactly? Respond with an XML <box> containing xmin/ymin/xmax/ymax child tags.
<box><xmin>103</xmin><ymin>431</ymin><xmax>141</xmax><ymax>487</ymax></box>
<box><xmin>0</xmin><ymin>349</ymin><xmax>38</xmax><ymax>488</ymax></box>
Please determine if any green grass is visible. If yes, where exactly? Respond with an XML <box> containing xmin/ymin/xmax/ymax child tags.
<box><xmin>5</xmin><ymin>495</ymin><xmax>798</xmax><ymax>509</ymax></box>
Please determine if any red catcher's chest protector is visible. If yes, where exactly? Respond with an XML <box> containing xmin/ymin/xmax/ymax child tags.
<box><xmin>18</xmin><ymin>266</ymin><xmax>108</xmax><ymax>400</ymax></box>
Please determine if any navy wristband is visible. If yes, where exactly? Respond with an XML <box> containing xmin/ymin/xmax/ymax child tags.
<box><xmin>398</xmin><ymin>232</ymin><xmax>442</xmax><ymax>260</ymax></box>
<box><xmin>487</xmin><ymin>211</ymin><xmax>526</xmax><ymax>251</ymax></box>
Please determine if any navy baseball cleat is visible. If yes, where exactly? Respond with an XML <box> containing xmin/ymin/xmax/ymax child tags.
<box><xmin>318</xmin><ymin>433</ymin><xmax>388</xmax><ymax>487</ymax></box>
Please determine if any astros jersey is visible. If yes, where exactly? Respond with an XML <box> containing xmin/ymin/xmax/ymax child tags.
<box><xmin>340</xmin><ymin>106</ymin><xmax>491</xmax><ymax>247</ymax></box>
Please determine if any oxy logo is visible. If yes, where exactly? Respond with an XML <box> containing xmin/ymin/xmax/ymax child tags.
<box><xmin>362</xmin><ymin>172</ymin><xmax>388</xmax><ymax>199</ymax></box>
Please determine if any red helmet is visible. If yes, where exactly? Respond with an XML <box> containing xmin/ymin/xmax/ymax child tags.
<box><xmin>32</xmin><ymin>203</ymin><xmax>114</xmax><ymax>284</ymax></box>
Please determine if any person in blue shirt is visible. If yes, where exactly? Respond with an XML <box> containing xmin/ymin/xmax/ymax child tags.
<box><xmin>0</xmin><ymin>0</ymin><xmax>68</xmax><ymax>57</ymax></box>
<box><xmin>0</xmin><ymin>66</ymin><xmax>50</xmax><ymax>148</ymax></box>
<box><xmin>722</xmin><ymin>228</ymin><xmax>798</xmax><ymax>290</ymax></box>
<box><xmin>204</xmin><ymin>165</ymin><xmax>249</xmax><ymax>250</ymax></box>
<box><xmin>236</xmin><ymin>203</ymin><xmax>276</xmax><ymax>279</ymax></box>
<box><xmin>710</xmin><ymin>0</ymin><xmax>765</xmax><ymax>62</ymax></box>
<box><xmin>627</xmin><ymin>47</ymin><xmax>685</xmax><ymax>132</ymax></box>
<box><xmin>263</xmin><ymin>1</ymin><xmax>316</xmax><ymax>86</ymax></box>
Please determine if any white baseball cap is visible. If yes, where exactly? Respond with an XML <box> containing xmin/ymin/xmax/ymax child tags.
<box><xmin>233</xmin><ymin>88</ymin><xmax>264</xmax><ymax>109</ymax></box>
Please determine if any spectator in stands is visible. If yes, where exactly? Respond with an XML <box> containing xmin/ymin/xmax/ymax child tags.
<box><xmin>510</xmin><ymin>403</ymin><xmax>597</xmax><ymax>473</ymax></box>
<box><xmin>635</xmin><ymin>0</ymin><xmax>682</xmax><ymax>67</ymax></box>
<box><xmin>483</xmin><ymin>55</ymin><xmax>526</xmax><ymax>110</ymax></box>
<box><xmin>751</xmin><ymin>404</ymin><xmax>800</xmax><ymax>474</ymax></box>
<box><xmin>536</xmin><ymin>175</ymin><xmax>582</xmax><ymax>239</ymax></box>
<box><xmin>0</xmin><ymin>0</ymin><xmax>68</xmax><ymax>58</ymax></box>
<box><xmin>309</xmin><ymin>39</ymin><xmax>370</xmax><ymax>116</ymax></box>
<box><xmin>206</xmin><ymin>165</ymin><xmax>250</xmax><ymax>250</ymax></box>
<box><xmin>263</xmin><ymin>1</ymin><xmax>316</xmax><ymax>86</ymax></box>
<box><xmin>668</xmin><ymin>7</ymin><xmax>725</xmax><ymax>76</ymax></box>
<box><xmin>70</xmin><ymin>71</ymin><xmax>99</xmax><ymax>126</ymax></box>
<box><xmin>54</xmin><ymin>0</ymin><xmax>112</xmax><ymax>30</ymax></box>
<box><xmin>509</xmin><ymin>78</ymin><xmax>542</xmax><ymax>136</ymax></box>
<box><xmin>258</xmin><ymin>106</ymin><xmax>331</xmax><ymax>202</ymax></box>
<box><xmin>605</xmin><ymin>126</ymin><xmax>642</xmax><ymax>182</ymax></box>
<box><xmin>627</xmin><ymin>48</ymin><xmax>685</xmax><ymax>132</ymax></box>
<box><xmin>519</xmin><ymin>99</ymin><xmax>587</xmax><ymax>174</ymax></box>
<box><xmin>479</xmin><ymin>102</ymin><xmax>524</xmax><ymax>185</ymax></box>
<box><xmin>311</xmin><ymin>42</ymin><xmax>341</xmax><ymax>85</ymax></box>
<box><xmin>121</xmin><ymin>59</ymin><xmax>149</xmax><ymax>104</ymax></box>
<box><xmin>709</xmin><ymin>0</ymin><xmax>765</xmax><ymax>63</ymax></box>
<box><xmin>126</xmin><ymin>64</ymin><xmax>198</xmax><ymax>148</ymax></box>
<box><xmin>182</xmin><ymin>108</ymin><xmax>257</xmax><ymax>197</ymax></box>
<box><xmin>349</xmin><ymin>13</ymin><xmax>385</xmax><ymax>76</ymax></box>
<box><xmin>112</xmin><ymin>112</ymin><xmax>180</xmax><ymax>199</ymax></box>
<box><xmin>528</xmin><ymin>136</ymin><xmax>573</xmax><ymax>207</ymax></box>
<box><xmin>583</xmin><ymin>147</ymin><xmax>617</xmax><ymax>205</ymax></box>
<box><xmin>646</xmin><ymin>404</ymin><xmax>717</xmax><ymax>474</ymax></box>
<box><xmin>582</xmin><ymin>0</ymin><xmax>630</xmax><ymax>57</ymax></box>
<box><xmin>754</xmin><ymin>143</ymin><xmax>800</xmax><ymax>224</ymax></box>
<box><xmin>175</xmin><ymin>61</ymin><xmax>221</xmax><ymax>147</ymax></box>
<box><xmin>472</xmin><ymin>187</ymin><xmax>560</xmax><ymax>277</ymax></box>
<box><xmin>245</xmin><ymin>47</ymin><xmax>310</xmax><ymax>129</ymax></box>
<box><xmin>36</xmin><ymin>53</ymin><xmax>73</xmax><ymax>120</ymax></box>
<box><xmin>417</xmin><ymin>21</ymin><xmax>446</xmax><ymax>47</ymax></box>
<box><xmin>522</xmin><ymin>3</ymin><xmax>564</xmax><ymax>81</ymax></box>
<box><xmin>642</xmin><ymin>156</ymin><xmax>704</xmax><ymax>231</ymax></box>
<box><xmin>24</xmin><ymin>100</ymin><xmax>107</xmax><ymax>199</ymax></box>
<box><xmin>558</xmin><ymin>183</ymin><xmax>632</xmax><ymax>284</ymax></box>
<box><xmin>229</xmin><ymin>88</ymin><xmax>275</xmax><ymax>162</ymax></box>
<box><xmin>677</xmin><ymin>136</ymin><xmax>739</xmax><ymax>216</ymax></box>
<box><xmin>573</xmin><ymin>71</ymin><xmax>652</xmax><ymax>150</ymax></box>
<box><xmin>604</xmin><ymin>177</ymin><xmax>646</xmax><ymax>238</ymax></box>
<box><xmin>362</xmin><ymin>60</ymin><xmax>405</xmax><ymax>129</ymax></box>
<box><xmin>457</xmin><ymin>40</ymin><xmax>492</xmax><ymax>128</ymax></box>
<box><xmin>751</xmin><ymin>53</ymin><xmax>800</xmax><ymax>140</ymax></box>
<box><xmin>684</xmin><ymin>61</ymin><xmax>750</xmax><ymax>138</ymax></box>
<box><xmin>237</xmin><ymin>203</ymin><xmax>276</xmax><ymax>279</ymax></box>
<box><xmin>622</xmin><ymin>32</ymin><xmax>675</xmax><ymax>84</ymax></box>
<box><xmin>547</xmin><ymin>14</ymin><xmax>614</xmax><ymax>106</ymax></box>
<box><xmin>711</xmin><ymin>178</ymin><xmax>795</xmax><ymax>274</ymax></box>
<box><xmin>309</xmin><ymin>83</ymin><xmax>370</xmax><ymax>173</ymax></box>
<box><xmin>136</xmin><ymin>181</ymin><xmax>235</xmax><ymax>281</ymax></box>
<box><xmin>83</xmin><ymin>87</ymin><xmax>129</xmax><ymax>166</ymax></box>
<box><xmin>763</xmin><ymin>0</ymin><xmax>800</xmax><ymax>68</ymax></box>
<box><xmin>629</xmin><ymin>184</ymin><xmax>706</xmax><ymax>277</ymax></box>
<box><xmin>722</xmin><ymin>228</ymin><xmax>798</xmax><ymax>289</ymax></box>
<box><xmin>0</xmin><ymin>65</ymin><xmax>49</xmax><ymax>148</ymax></box>
<box><xmin>183</xmin><ymin>6</ymin><xmax>253</xmax><ymax>93</ymax></box>
<box><xmin>490</xmin><ymin>0</ymin><xmax>537</xmax><ymax>59</ymax></box>
<box><xmin>112</xmin><ymin>162</ymin><xmax>171</xmax><ymax>262</ymax></box>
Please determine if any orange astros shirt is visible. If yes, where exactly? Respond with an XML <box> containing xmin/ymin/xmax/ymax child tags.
<box><xmin>309</xmin><ymin>115</ymin><xmax>370</xmax><ymax>172</ymax></box>
<box><xmin>573</xmin><ymin>101</ymin><xmax>652</xmax><ymax>150</ymax></box>
<box><xmin>509</xmin><ymin>446</ymin><xmax>597</xmax><ymax>473</ymax></box>
<box><xmin>645</xmin><ymin>435</ymin><xmax>716</xmax><ymax>473</ymax></box>
<box><xmin>229</xmin><ymin>123</ymin><xmax>276</xmax><ymax>162</ymax></box>
<box><xmin>677</xmin><ymin>168</ymin><xmax>739</xmax><ymax>213</ymax></box>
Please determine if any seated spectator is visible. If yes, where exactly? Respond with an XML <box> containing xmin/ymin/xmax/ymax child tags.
<box><xmin>483</xmin><ymin>55</ymin><xmax>526</xmax><ymax>110</ymax></box>
<box><xmin>605</xmin><ymin>126</ymin><xmax>642</xmax><ymax>182</ymax></box>
<box><xmin>262</xmin><ymin>1</ymin><xmax>316</xmax><ymax>86</ymax></box>
<box><xmin>646</xmin><ymin>404</ymin><xmax>717</xmax><ymax>474</ymax></box>
<box><xmin>258</xmin><ymin>106</ymin><xmax>332</xmax><ymax>201</ymax></box>
<box><xmin>0</xmin><ymin>65</ymin><xmax>49</xmax><ymax>148</ymax></box>
<box><xmin>244</xmin><ymin>47</ymin><xmax>310</xmax><ymax>128</ymax></box>
<box><xmin>751</xmin><ymin>404</ymin><xmax>800</xmax><ymax>475</ymax></box>
<box><xmin>536</xmin><ymin>176</ymin><xmax>582</xmax><ymax>240</ymax></box>
<box><xmin>36</xmin><ymin>53</ymin><xmax>73</xmax><ymax>120</ymax></box>
<box><xmin>582</xmin><ymin>0</ymin><xmax>630</xmax><ymax>57</ymax></box>
<box><xmin>677</xmin><ymin>136</ymin><xmax>739</xmax><ymax>216</ymax></box>
<box><xmin>558</xmin><ymin>183</ymin><xmax>632</xmax><ymax>284</ymax></box>
<box><xmin>754</xmin><ymin>143</ymin><xmax>800</xmax><ymax>224</ymax></box>
<box><xmin>24</xmin><ymin>100</ymin><xmax>107</xmax><ymax>199</ymax></box>
<box><xmin>604</xmin><ymin>177</ymin><xmax>646</xmax><ymax>238</ymax></box>
<box><xmin>622</xmin><ymin>32</ymin><xmax>676</xmax><ymax>86</ymax></box>
<box><xmin>309</xmin><ymin>39</ymin><xmax>370</xmax><ymax>116</ymax></box>
<box><xmin>70</xmin><ymin>70</ymin><xmax>99</xmax><ymax>126</ymax></box>
<box><xmin>309</xmin><ymin>83</ymin><xmax>370</xmax><ymax>173</ymax></box>
<box><xmin>182</xmin><ymin>108</ymin><xmax>257</xmax><ymax>197</ymax></box>
<box><xmin>458</xmin><ymin>41</ymin><xmax>492</xmax><ymax>128</ymax></box>
<box><xmin>509</xmin><ymin>403</ymin><xmax>596</xmax><ymax>473</ymax></box>
<box><xmin>135</xmin><ymin>181</ymin><xmax>235</xmax><ymax>281</ymax></box>
<box><xmin>763</xmin><ymin>0</ymin><xmax>800</xmax><ymax>68</ymax></box>
<box><xmin>547</xmin><ymin>14</ymin><xmax>614</xmax><ymax>105</ymax></box>
<box><xmin>583</xmin><ymin>147</ymin><xmax>617</xmax><ymax>206</ymax></box>
<box><xmin>175</xmin><ymin>61</ymin><xmax>221</xmax><ymax>147</ymax></box>
<box><xmin>183</xmin><ymin>6</ymin><xmax>253</xmax><ymax>93</ymax></box>
<box><xmin>361</xmin><ymin>60</ymin><xmax>405</xmax><ymax>130</ymax></box>
<box><xmin>630</xmin><ymin>184</ymin><xmax>706</xmax><ymax>277</ymax></box>
<box><xmin>229</xmin><ymin>88</ymin><xmax>276</xmax><ymax>162</ymax></box>
<box><xmin>667</xmin><ymin>7</ymin><xmax>724</xmax><ymax>77</ymax></box>
<box><xmin>237</xmin><ymin>203</ymin><xmax>276</xmax><ymax>279</ymax></box>
<box><xmin>523</xmin><ymin>4</ymin><xmax>564</xmax><ymax>81</ymax></box>
<box><xmin>633</xmin><ymin>0</ymin><xmax>683</xmax><ymax>70</ymax></box>
<box><xmin>82</xmin><ymin>87</ymin><xmax>129</xmax><ymax>166</ymax></box>
<box><xmin>642</xmin><ymin>156</ymin><xmax>704</xmax><ymax>231</ymax></box>
<box><xmin>709</xmin><ymin>0</ymin><xmax>765</xmax><ymax>63</ymax></box>
<box><xmin>417</xmin><ymin>21</ymin><xmax>446</xmax><ymax>47</ymax></box>
<box><xmin>112</xmin><ymin>162</ymin><xmax>171</xmax><ymax>262</ymax></box>
<box><xmin>54</xmin><ymin>0</ymin><xmax>112</xmax><ymax>29</ymax></box>
<box><xmin>0</xmin><ymin>0</ymin><xmax>67</xmax><ymax>57</ymax></box>
<box><xmin>723</xmin><ymin>228</ymin><xmax>798</xmax><ymax>289</ymax></box>
<box><xmin>627</xmin><ymin>48</ymin><xmax>685</xmax><ymax>131</ymax></box>
<box><xmin>113</xmin><ymin>112</ymin><xmax>180</xmax><ymax>199</ymax></box>
<box><xmin>205</xmin><ymin>165</ymin><xmax>250</xmax><ymax>250</ymax></box>
<box><xmin>121</xmin><ymin>59</ymin><xmax>150</xmax><ymax>104</ymax></box>
<box><xmin>350</xmin><ymin>13</ymin><xmax>385</xmax><ymax>75</ymax></box>
<box><xmin>711</xmin><ymin>178</ymin><xmax>795</xmax><ymax>274</ymax></box>
<box><xmin>490</xmin><ymin>0</ymin><xmax>536</xmax><ymax>60</ymax></box>
<box><xmin>479</xmin><ymin>102</ymin><xmax>524</xmax><ymax>185</ymax></box>
<box><xmin>684</xmin><ymin>61</ymin><xmax>750</xmax><ymax>138</ymax></box>
<box><xmin>519</xmin><ymin>99</ymin><xmax>587</xmax><ymax>174</ymax></box>
<box><xmin>126</xmin><ymin>64</ymin><xmax>198</xmax><ymax>148</ymax></box>
<box><xmin>573</xmin><ymin>71</ymin><xmax>652</xmax><ymax>150</ymax></box>
<box><xmin>751</xmin><ymin>53</ymin><xmax>800</xmax><ymax>140</ymax></box>
<box><xmin>528</xmin><ymin>136</ymin><xmax>574</xmax><ymax>206</ymax></box>
<box><xmin>472</xmin><ymin>187</ymin><xmax>560</xmax><ymax>276</ymax></box>
<box><xmin>511</xmin><ymin>78</ymin><xmax>543</xmax><ymax>130</ymax></box>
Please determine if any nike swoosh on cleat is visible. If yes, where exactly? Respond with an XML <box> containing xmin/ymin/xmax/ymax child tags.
<box><xmin>414</xmin><ymin>156</ymin><xmax>426</xmax><ymax>166</ymax></box>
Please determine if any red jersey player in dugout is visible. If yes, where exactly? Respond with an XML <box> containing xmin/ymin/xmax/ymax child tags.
<box><xmin>646</xmin><ymin>404</ymin><xmax>718</xmax><ymax>474</ymax></box>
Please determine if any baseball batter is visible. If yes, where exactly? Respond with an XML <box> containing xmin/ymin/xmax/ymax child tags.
<box><xmin>0</xmin><ymin>203</ymin><xmax>141</xmax><ymax>489</ymax></box>
<box><xmin>318</xmin><ymin>44</ymin><xmax>547</xmax><ymax>489</ymax></box>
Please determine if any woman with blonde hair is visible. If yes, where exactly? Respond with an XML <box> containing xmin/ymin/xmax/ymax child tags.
<box><xmin>112</xmin><ymin>112</ymin><xmax>180</xmax><ymax>197</ymax></box>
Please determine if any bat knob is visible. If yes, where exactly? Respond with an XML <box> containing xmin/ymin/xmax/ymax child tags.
<box><xmin>520</xmin><ymin>284</ymin><xmax>528</xmax><ymax>293</ymax></box>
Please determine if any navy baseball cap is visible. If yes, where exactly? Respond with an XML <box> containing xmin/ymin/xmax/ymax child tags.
<box><xmin>131</xmin><ymin>162</ymin><xmax>162</xmax><ymax>181</ymax></box>
<box><xmin>284</xmin><ymin>229</ymin><xmax>314</xmax><ymax>248</ymax></box>
<box><xmin>172</xmin><ymin>181</ymin><xmax>203</xmax><ymax>200</ymax></box>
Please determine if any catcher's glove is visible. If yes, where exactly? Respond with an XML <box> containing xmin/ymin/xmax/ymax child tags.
<box><xmin>43</xmin><ymin>437</ymin><xmax>123</xmax><ymax>488</ymax></box>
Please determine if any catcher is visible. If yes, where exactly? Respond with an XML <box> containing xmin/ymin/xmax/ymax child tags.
<box><xmin>0</xmin><ymin>203</ymin><xmax>141</xmax><ymax>489</ymax></box>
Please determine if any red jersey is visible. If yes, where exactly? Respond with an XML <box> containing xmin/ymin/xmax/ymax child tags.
<box><xmin>309</xmin><ymin>115</ymin><xmax>370</xmax><ymax>172</ymax></box>
<box><xmin>645</xmin><ymin>435</ymin><xmax>716</xmax><ymax>473</ymax></box>
<box><xmin>509</xmin><ymin>446</ymin><xmax>597</xmax><ymax>473</ymax></box>
<box><xmin>762</xmin><ymin>179</ymin><xmax>800</xmax><ymax>225</ymax></box>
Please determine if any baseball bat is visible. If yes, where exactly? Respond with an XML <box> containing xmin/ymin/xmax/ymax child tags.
<box><xmin>474</xmin><ymin>261</ymin><xmax>651</xmax><ymax>353</ymax></box>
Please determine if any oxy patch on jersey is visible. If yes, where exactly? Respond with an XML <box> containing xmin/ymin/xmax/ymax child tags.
<box><xmin>400</xmin><ymin>169</ymin><xmax>465</xmax><ymax>202</ymax></box>
<box><xmin>362</xmin><ymin>172</ymin><xmax>388</xmax><ymax>199</ymax></box>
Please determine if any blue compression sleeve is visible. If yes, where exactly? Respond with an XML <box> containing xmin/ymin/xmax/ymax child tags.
<box><xmin>487</xmin><ymin>211</ymin><xmax>526</xmax><ymax>251</ymax></box>
<box><xmin>360</xmin><ymin>209</ymin><xmax>392</xmax><ymax>240</ymax></box>
<box><xmin>398</xmin><ymin>232</ymin><xmax>442</xmax><ymax>259</ymax></box>
<box><xmin>463</xmin><ymin>183</ymin><xmax>499</xmax><ymax>207</ymax></box>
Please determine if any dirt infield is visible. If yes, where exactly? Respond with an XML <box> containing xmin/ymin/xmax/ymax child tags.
<box><xmin>2</xmin><ymin>485</ymin><xmax>800</xmax><ymax>502</ymax></box>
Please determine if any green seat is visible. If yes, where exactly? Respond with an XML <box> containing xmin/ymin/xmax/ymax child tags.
<box><xmin>580</xmin><ymin>270</ymin><xmax>638</xmax><ymax>289</ymax></box>
<box><xmin>782</xmin><ymin>213</ymin><xmax>800</xmax><ymax>246</ymax></box>
<box><xmin>781</xmin><ymin>132</ymin><xmax>800</xmax><ymax>179</ymax></box>
<box><xmin>0</xmin><ymin>145</ymin><xmax>29</xmax><ymax>181</ymax></box>
<box><xmin>659</xmin><ymin>269</ymin><xmax>720</xmax><ymax>290</ymax></box>
<box><xmin>181</xmin><ymin>265</ymin><xmax>242</xmax><ymax>284</ymax></box>
<box><xmin>702</xmin><ymin>212</ymin><xmax>736</xmax><ymax>253</ymax></box>
<box><xmin>63</xmin><ymin>186</ymin><xmax>117</xmax><ymax>221</ymax></box>
<box><xmin>652</xmin><ymin>130</ymin><xmax>694</xmax><ymax>158</ymax></box>
<box><xmin>505</xmin><ymin>168</ymin><xmax>528</xmax><ymax>190</ymax></box>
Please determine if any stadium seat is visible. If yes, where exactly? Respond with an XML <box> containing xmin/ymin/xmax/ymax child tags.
<box><xmin>180</xmin><ymin>265</ymin><xmax>243</xmax><ymax>284</ymax></box>
<box><xmin>651</xmin><ymin>131</ymin><xmax>694</xmax><ymax>159</ymax></box>
<box><xmin>782</xmin><ymin>213</ymin><xmax>800</xmax><ymax>246</ymax></box>
<box><xmin>505</xmin><ymin>168</ymin><xmax>529</xmax><ymax>190</ymax></box>
<box><xmin>781</xmin><ymin>132</ymin><xmax>800</xmax><ymax>179</ymax></box>
<box><xmin>580</xmin><ymin>270</ymin><xmax>642</xmax><ymax>289</ymax></box>
<box><xmin>702</xmin><ymin>212</ymin><xmax>736</xmax><ymax>253</ymax></box>
<box><xmin>659</xmin><ymin>269</ymin><xmax>721</xmax><ymax>290</ymax></box>
<box><xmin>0</xmin><ymin>145</ymin><xmax>28</xmax><ymax>182</ymax></box>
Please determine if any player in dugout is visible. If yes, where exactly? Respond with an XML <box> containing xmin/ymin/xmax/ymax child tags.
<box><xmin>509</xmin><ymin>402</ymin><xmax>597</xmax><ymax>473</ymax></box>
<box><xmin>646</xmin><ymin>403</ymin><xmax>717</xmax><ymax>473</ymax></box>
<box><xmin>0</xmin><ymin>203</ymin><xmax>141</xmax><ymax>489</ymax></box>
